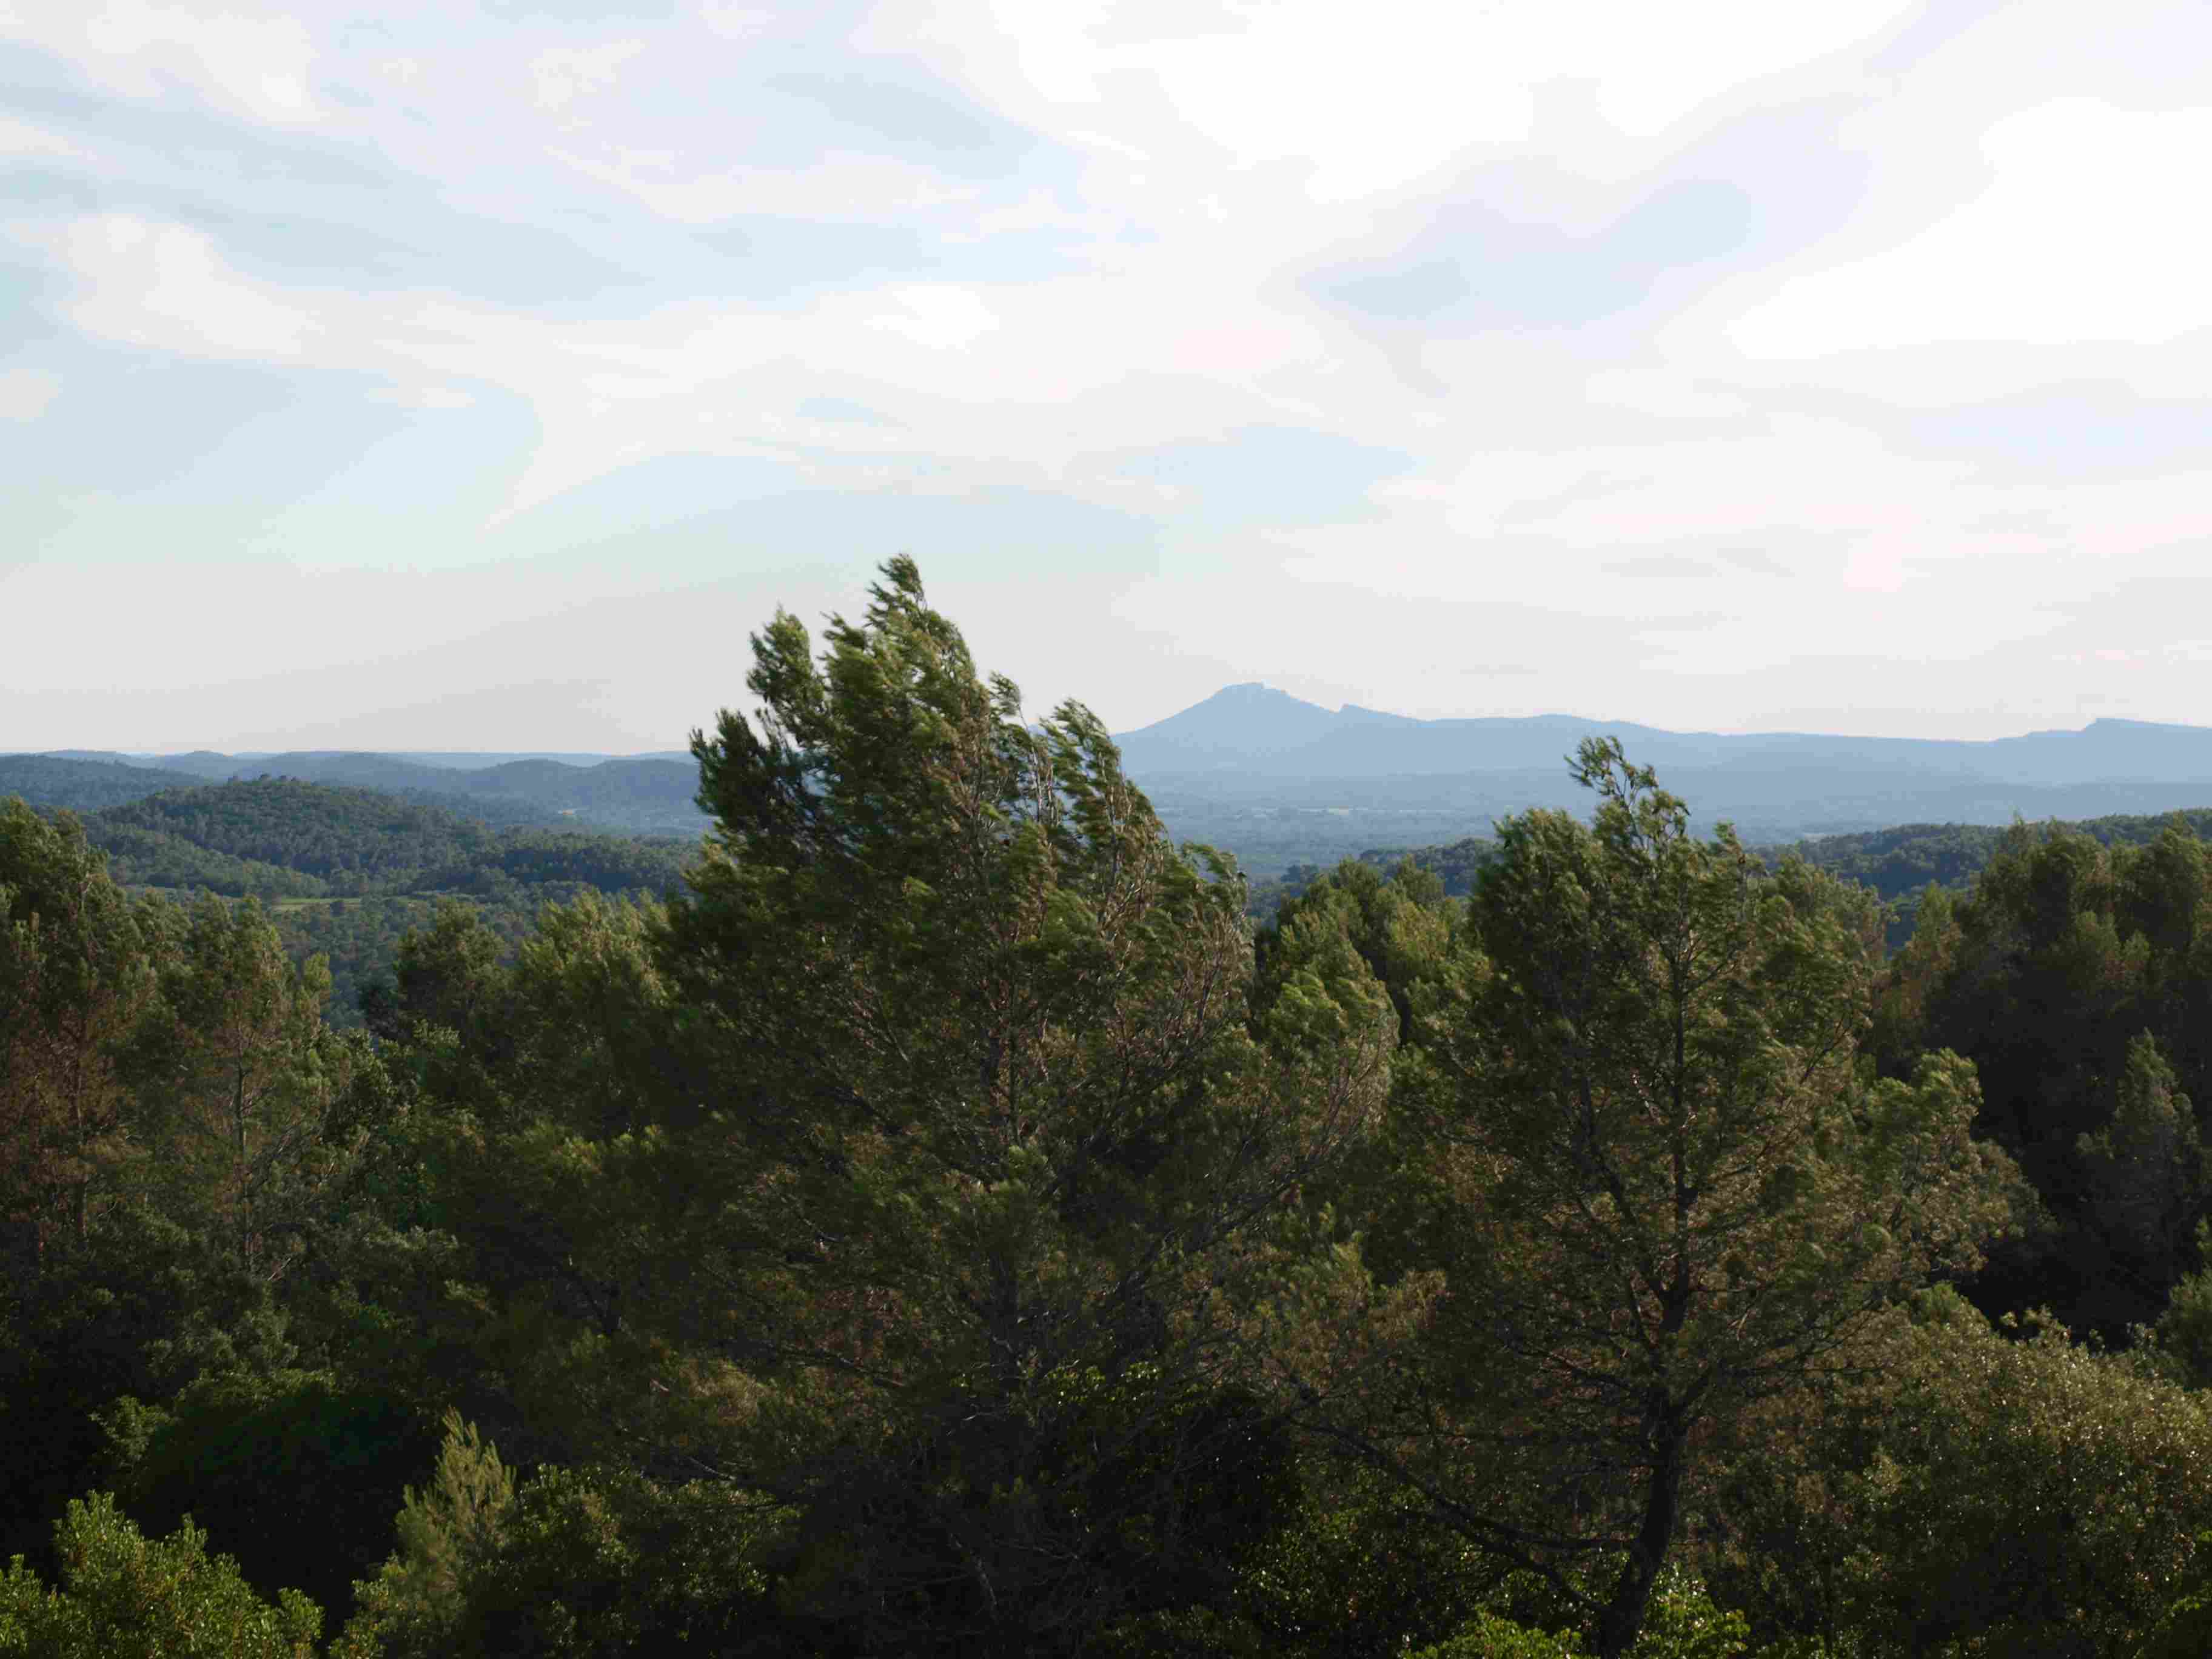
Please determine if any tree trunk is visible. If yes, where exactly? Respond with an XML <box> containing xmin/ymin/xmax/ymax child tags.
<box><xmin>1594</xmin><ymin>1413</ymin><xmax>1687</xmax><ymax>1659</ymax></box>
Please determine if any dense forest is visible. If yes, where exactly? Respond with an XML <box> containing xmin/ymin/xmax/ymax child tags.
<box><xmin>10</xmin><ymin>561</ymin><xmax>2212</xmax><ymax>1656</ymax></box>
<box><xmin>4</xmin><ymin>780</ymin><xmax>694</xmax><ymax>1025</ymax></box>
<box><xmin>0</xmin><ymin>751</ymin><xmax>709</xmax><ymax>840</ymax></box>
<box><xmin>1259</xmin><ymin>807</ymin><xmax>2212</xmax><ymax>943</ymax></box>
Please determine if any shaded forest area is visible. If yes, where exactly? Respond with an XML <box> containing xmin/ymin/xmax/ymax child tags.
<box><xmin>9</xmin><ymin>564</ymin><xmax>2212</xmax><ymax>1655</ymax></box>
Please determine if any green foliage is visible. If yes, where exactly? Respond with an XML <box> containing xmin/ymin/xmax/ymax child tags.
<box><xmin>18</xmin><ymin>780</ymin><xmax>694</xmax><ymax>1031</ymax></box>
<box><xmin>2077</xmin><ymin>1033</ymin><xmax>2205</xmax><ymax>1281</ymax></box>
<box><xmin>87</xmin><ymin>781</ymin><xmax>507</xmax><ymax>889</ymax></box>
<box><xmin>1256</xmin><ymin>857</ymin><xmax>1454</xmax><ymax>1042</ymax></box>
<box><xmin>1364</xmin><ymin>740</ymin><xmax>2015</xmax><ymax>1657</ymax></box>
<box><xmin>2138</xmin><ymin>1529</ymin><xmax>2212</xmax><ymax>1658</ymax></box>
<box><xmin>1253</xmin><ymin>836</ymin><xmax>1497</xmax><ymax>920</ymax></box>
<box><xmin>30</xmin><ymin>575</ymin><xmax>2212</xmax><ymax>1659</ymax></box>
<box><xmin>337</xmin><ymin>1410</ymin><xmax>515</xmax><ymax>1658</ymax></box>
<box><xmin>1221</xmin><ymin>1473</ymin><xmax>1527</xmax><ymax>1659</ymax></box>
<box><xmin>1404</xmin><ymin>1573</ymin><xmax>1745</xmax><ymax>1659</ymax></box>
<box><xmin>0</xmin><ymin>1492</ymin><xmax>321</xmax><ymax>1658</ymax></box>
<box><xmin>0</xmin><ymin>800</ymin><xmax>164</xmax><ymax>1251</ymax></box>
<box><xmin>121</xmin><ymin>894</ymin><xmax>365</xmax><ymax>1277</ymax></box>
<box><xmin>81</xmin><ymin>779</ymin><xmax>692</xmax><ymax>902</ymax></box>
<box><xmin>392</xmin><ymin>559</ymin><xmax>1390</xmax><ymax>1654</ymax></box>
<box><xmin>1715</xmin><ymin>1295</ymin><xmax>2212</xmax><ymax>1657</ymax></box>
<box><xmin>0</xmin><ymin>757</ymin><xmax>178</xmax><ymax>813</ymax></box>
<box><xmin>2143</xmin><ymin>1221</ymin><xmax>2212</xmax><ymax>1389</ymax></box>
<box><xmin>0</xmin><ymin>1203</ymin><xmax>292</xmax><ymax>1569</ymax></box>
<box><xmin>1627</xmin><ymin>1567</ymin><xmax>1750</xmax><ymax>1659</ymax></box>
<box><xmin>79</xmin><ymin>822</ymin><xmax>326</xmax><ymax>900</ymax></box>
<box><xmin>337</xmin><ymin>1414</ymin><xmax>786</xmax><ymax>1659</ymax></box>
<box><xmin>1882</xmin><ymin>817</ymin><xmax>2212</xmax><ymax>1335</ymax></box>
<box><xmin>1409</xmin><ymin>1614</ymin><xmax>1586</xmax><ymax>1658</ymax></box>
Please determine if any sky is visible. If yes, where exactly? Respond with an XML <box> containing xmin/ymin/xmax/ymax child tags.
<box><xmin>5</xmin><ymin>0</ymin><xmax>2212</xmax><ymax>751</ymax></box>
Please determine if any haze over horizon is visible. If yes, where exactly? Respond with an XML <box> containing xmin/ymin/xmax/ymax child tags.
<box><xmin>7</xmin><ymin>1</ymin><xmax>2211</xmax><ymax>749</ymax></box>
<box><xmin>28</xmin><ymin>679</ymin><xmax>2212</xmax><ymax>766</ymax></box>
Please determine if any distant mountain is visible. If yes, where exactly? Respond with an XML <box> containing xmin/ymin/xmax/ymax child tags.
<box><xmin>1113</xmin><ymin>685</ymin><xmax>2212</xmax><ymax>788</ymax></box>
<box><xmin>1111</xmin><ymin>688</ymin><xmax>2212</xmax><ymax>873</ymax></box>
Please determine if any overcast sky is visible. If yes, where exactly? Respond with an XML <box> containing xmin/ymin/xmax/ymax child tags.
<box><xmin>5</xmin><ymin>0</ymin><xmax>2210</xmax><ymax>751</ymax></box>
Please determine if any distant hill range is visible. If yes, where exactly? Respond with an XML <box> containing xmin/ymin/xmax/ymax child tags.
<box><xmin>17</xmin><ymin>691</ymin><xmax>2212</xmax><ymax>881</ymax></box>
<box><xmin>2</xmin><ymin>748</ymin><xmax>709</xmax><ymax>836</ymax></box>
<box><xmin>1112</xmin><ymin>685</ymin><xmax>2212</xmax><ymax>867</ymax></box>
<box><xmin>0</xmin><ymin>773</ymin><xmax>699</xmax><ymax>1025</ymax></box>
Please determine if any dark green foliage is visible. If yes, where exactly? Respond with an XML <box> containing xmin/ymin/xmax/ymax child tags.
<box><xmin>1878</xmin><ymin>820</ymin><xmax>2212</xmax><ymax>1334</ymax></box>
<box><xmin>1350</xmin><ymin>742</ymin><xmax>2013</xmax><ymax>1657</ymax></box>
<box><xmin>0</xmin><ymin>1206</ymin><xmax>290</xmax><ymax>1571</ymax></box>
<box><xmin>1713</xmin><ymin>1294</ymin><xmax>2212</xmax><ymax>1658</ymax></box>
<box><xmin>0</xmin><ymin>803</ymin><xmax>415</xmax><ymax>1607</ymax></box>
<box><xmin>278</xmin><ymin>897</ymin><xmax>523</xmax><ymax>1031</ymax></box>
<box><xmin>87</xmin><ymin>780</ymin><xmax>506</xmax><ymax>887</ymax></box>
<box><xmin>10</xmin><ymin>780</ymin><xmax>695</xmax><ymax>1029</ymax></box>
<box><xmin>0</xmin><ymin>801</ymin><xmax>163</xmax><ymax>1253</ymax></box>
<box><xmin>79</xmin><ymin>822</ymin><xmax>328</xmax><ymax>900</ymax></box>
<box><xmin>1251</xmin><ymin>836</ymin><xmax>1496</xmax><ymax>919</ymax></box>
<box><xmin>375</xmin><ymin>559</ymin><xmax>1391</xmax><ymax>1657</ymax></box>
<box><xmin>0</xmin><ymin>757</ymin><xmax>179</xmax><ymax>813</ymax></box>
<box><xmin>81</xmin><ymin>779</ymin><xmax>689</xmax><ymax>900</ymax></box>
<box><xmin>337</xmin><ymin>1415</ymin><xmax>786</xmax><ymax>1659</ymax></box>
<box><xmin>1255</xmin><ymin>856</ymin><xmax>1454</xmax><ymax>1042</ymax></box>
<box><xmin>103</xmin><ymin>1369</ymin><xmax>437</xmax><ymax>1624</ymax></box>
<box><xmin>1217</xmin><ymin>1473</ymin><xmax>1530</xmax><ymax>1658</ymax></box>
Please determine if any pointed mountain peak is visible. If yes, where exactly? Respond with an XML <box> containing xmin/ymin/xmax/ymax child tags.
<box><xmin>1116</xmin><ymin>682</ymin><xmax>1343</xmax><ymax>765</ymax></box>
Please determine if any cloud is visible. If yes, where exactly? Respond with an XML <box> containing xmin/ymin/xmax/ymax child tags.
<box><xmin>1603</xmin><ymin>554</ymin><xmax>1725</xmax><ymax>578</ymax></box>
<box><xmin>796</xmin><ymin>395</ymin><xmax>902</xmax><ymax>426</ymax></box>
<box><xmin>0</xmin><ymin>367</ymin><xmax>62</xmax><ymax>420</ymax></box>
<box><xmin>52</xmin><ymin>215</ymin><xmax>320</xmax><ymax>357</ymax></box>
<box><xmin>1313</xmin><ymin>178</ymin><xmax>1758</xmax><ymax>331</ymax></box>
<box><xmin>11</xmin><ymin>0</ymin><xmax>323</xmax><ymax>125</ymax></box>
<box><xmin>868</xmin><ymin>283</ymin><xmax>999</xmax><ymax>350</ymax></box>
<box><xmin>370</xmin><ymin>383</ymin><xmax>475</xmax><ymax>411</ymax></box>
<box><xmin>873</xmin><ymin>0</ymin><xmax>1922</xmax><ymax>201</ymax></box>
<box><xmin>13</xmin><ymin>0</ymin><xmax>2212</xmax><ymax>745</ymax></box>
<box><xmin>766</xmin><ymin>69</ymin><xmax>1031</xmax><ymax>163</ymax></box>
<box><xmin>0</xmin><ymin>115</ymin><xmax>85</xmax><ymax>157</ymax></box>
<box><xmin>1717</xmin><ymin>548</ymin><xmax>1791</xmax><ymax>577</ymax></box>
<box><xmin>1729</xmin><ymin>99</ymin><xmax>2212</xmax><ymax>357</ymax></box>
<box><xmin>552</xmin><ymin>146</ymin><xmax>979</xmax><ymax>223</ymax></box>
<box><xmin>528</xmin><ymin>39</ymin><xmax>646</xmax><ymax>112</ymax></box>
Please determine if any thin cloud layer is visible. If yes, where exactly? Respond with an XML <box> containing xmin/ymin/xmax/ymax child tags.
<box><xmin>3</xmin><ymin>0</ymin><xmax>2208</xmax><ymax>748</ymax></box>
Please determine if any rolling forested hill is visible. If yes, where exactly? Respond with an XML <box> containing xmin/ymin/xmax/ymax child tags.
<box><xmin>0</xmin><ymin>753</ymin><xmax>188</xmax><ymax>810</ymax></box>
<box><xmin>5</xmin><ymin>747</ymin><xmax>711</xmax><ymax>834</ymax></box>
<box><xmin>80</xmin><ymin>779</ymin><xmax>686</xmax><ymax>894</ymax></box>
<box><xmin>25</xmin><ymin>753</ymin><xmax>2212</xmax><ymax>1030</ymax></box>
<box><xmin>7</xmin><ymin>777</ymin><xmax>700</xmax><ymax>1023</ymax></box>
<box><xmin>5</xmin><ymin>751</ymin><xmax>559</xmax><ymax>828</ymax></box>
